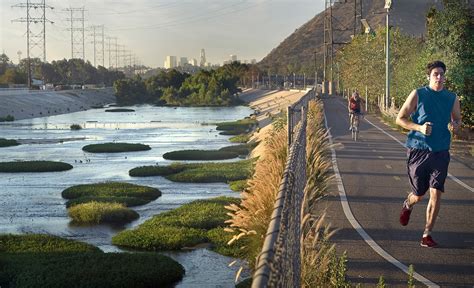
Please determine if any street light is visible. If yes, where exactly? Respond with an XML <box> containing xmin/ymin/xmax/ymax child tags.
<box><xmin>293</xmin><ymin>72</ymin><xmax>296</xmax><ymax>89</ymax></box>
<box><xmin>385</xmin><ymin>0</ymin><xmax>392</xmax><ymax>110</ymax></box>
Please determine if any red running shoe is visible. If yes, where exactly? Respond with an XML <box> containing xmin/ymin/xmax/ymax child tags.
<box><xmin>399</xmin><ymin>200</ymin><xmax>412</xmax><ymax>226</ymax></box>
<box><xmin>420</xmin><ymin>235</ymin><xmax>438</xmax><ymax>248</ymax></box>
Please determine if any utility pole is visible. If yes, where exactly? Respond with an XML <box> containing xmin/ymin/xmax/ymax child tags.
<box><xmin>385</xmin><ymin>0</ymin><xmax>392</xmax><ymax>110</ymax></box>
<box><xmin>12</xmin><ymin>0</ymin><xmax>54</xmax><ymax>88</ymax></box>
<box><xmin>65</xmin><ymin>7</ymin><xmax>86</xmax><ymax>61</ymax></box>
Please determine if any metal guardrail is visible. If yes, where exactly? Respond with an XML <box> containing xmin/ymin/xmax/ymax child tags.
<box><xmin>252</xmin><ymin>89</ymin><xmax>315</xmax><ymax>288</ymax></box>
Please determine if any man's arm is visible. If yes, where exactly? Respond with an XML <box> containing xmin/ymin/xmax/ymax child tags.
<box><xmin>396</xmin><ymin>89</ymin><xmax>432</xmax><ymax>136</ymax></box>
<box><xmin>450</xmin><ymin>96</ymin><xmax>462</xmax><ymax>132</ymax></box>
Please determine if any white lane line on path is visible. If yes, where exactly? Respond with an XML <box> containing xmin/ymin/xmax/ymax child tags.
<box><xmin>363</xmin><ymin>117</ymin><xmax>474</xmax><ymax>193</ymax></box>
<box><xmin>337</xmin><ymin>100</ymin><xmax>473</xmax><ymax>193</ymax></box>
<box><xmin>324</xmin><ymin>112</ymin><xmax>440</xmax><ymax>288</ymax></box>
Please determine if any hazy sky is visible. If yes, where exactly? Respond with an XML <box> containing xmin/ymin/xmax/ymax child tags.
<box><xmin>0</xmin><ymin>0</ymin><xmax>325</xmax><ymax>68</ymax></box>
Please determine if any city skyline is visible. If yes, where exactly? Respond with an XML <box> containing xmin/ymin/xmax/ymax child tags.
<box><xmin>0</xmin><ymin>0</ymin><xmax>324</xmax><ymax>68</ymax></box>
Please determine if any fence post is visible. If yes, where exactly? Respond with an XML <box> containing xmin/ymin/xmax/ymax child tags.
<box><xmin>287</xmin><ymin>106</ymin><xmax>292</xmax><ymax>147</ymax></box>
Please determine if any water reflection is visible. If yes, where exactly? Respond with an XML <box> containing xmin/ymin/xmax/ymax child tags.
<box><xmin>0</xmin><ymin>104</ymin><xmax>253</xmax><ymax>288</ymax></box>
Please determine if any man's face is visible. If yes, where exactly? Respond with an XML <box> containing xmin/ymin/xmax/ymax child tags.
<box><xmin>429</xmin><ymin>67</ymin><xmax>445</xmax><ymax>90</ymax></box>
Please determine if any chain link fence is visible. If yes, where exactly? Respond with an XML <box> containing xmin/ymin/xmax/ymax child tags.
<box><xmin>252</xmin><ymin>89</ymin><xmax>315</xmax><ymax>288</ymax></box>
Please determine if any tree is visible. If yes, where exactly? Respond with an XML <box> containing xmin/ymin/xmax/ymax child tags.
<box><xmin>425</xmin><ymin>0</ymin><xmax>473</xmax><ymax>126</ymax></box>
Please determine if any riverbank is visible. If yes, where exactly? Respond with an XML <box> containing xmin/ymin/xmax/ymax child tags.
<box><xmin>238</xmin><ymin>88</ymin><xmax>308</xmax><ymax>159</ymax></box>
<box><xmin>0</xmin><ymin>88</ymin><xmax>116</xmax><ymax>121</ymax></box>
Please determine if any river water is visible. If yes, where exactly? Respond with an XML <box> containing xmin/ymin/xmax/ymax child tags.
<box><xmin>0</xmin><ymin>105</ymin><xmax>253</xmax><ymax>287</ymax></box>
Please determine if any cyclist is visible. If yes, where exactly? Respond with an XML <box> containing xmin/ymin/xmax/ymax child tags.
<box><xmin>348</xmin><ymin>91</ymin><xmax>364</xmax><ymax>130</ymax></box>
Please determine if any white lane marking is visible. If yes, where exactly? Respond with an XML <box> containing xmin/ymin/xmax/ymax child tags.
<box><xmin>364</xmin><ymin>117</ymin><xmax>473</xmax><ymax>193</ymax></box>
<box><xmin>337</xmin><ymin>100</ymin><xmax>473</xmax><ymax>193</ymax></box>
<box><xmin>324</xmin><ymin>112</ymin><xmax>440</xmax><ymax>287</ymax></box>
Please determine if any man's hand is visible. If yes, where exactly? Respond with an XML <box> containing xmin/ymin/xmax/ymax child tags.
<box><xmin>419</xmin><ymin>122</ymin><xmax>432</xmax><ymax>136</ymax></box>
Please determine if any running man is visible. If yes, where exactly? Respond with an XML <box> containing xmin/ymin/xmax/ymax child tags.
<box><xmin>396</xmin><ymin>60</ymin><xmax>462</xmax><ymax>248</ymax></box>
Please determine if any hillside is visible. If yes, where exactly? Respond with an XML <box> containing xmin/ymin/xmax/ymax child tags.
<box><xmin>257</xmin><ymin>0</ymin><xmax>448</xmax><ymax>74</ymax></box>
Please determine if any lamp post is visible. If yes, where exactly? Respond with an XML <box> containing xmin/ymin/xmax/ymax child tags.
<box><xmin>293</xmin><ymin>72</ymin><xmax>296</xmax><ymax>89</ymax></box>
<box><xmin>385</xmin><ymin>0</ymin><xmax>392</xmax><ymax>111</ymax></box>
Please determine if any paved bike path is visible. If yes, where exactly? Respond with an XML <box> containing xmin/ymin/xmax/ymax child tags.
<box><xmin>316</xmin><ymin>96</ymin><xmax>473</xmax><ymax>287</ymax></box>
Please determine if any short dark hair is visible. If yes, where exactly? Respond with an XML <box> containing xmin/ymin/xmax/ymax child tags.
<box><xmin>426</xmin><ymin>61</ymin><xmax>446</xmax><ymax>75</ymax></box>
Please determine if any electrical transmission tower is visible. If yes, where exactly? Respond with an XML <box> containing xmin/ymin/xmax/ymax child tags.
<box><xmin>323</xmin><ymin>0</ymin><xmax>355</xmax><ymax>95</ymax></box>
<box><xmin>200</xmin><ymin>49</ymin><xmax>206</xmax><ymax>67</ymax></box>
<box><xmin>12</xmin><ymin>0</ymin><xmax>54</xmax><ymax>87</ymax></box>
<box><xmin>65</xmin><ymin>7</ymin><xmax>86</xmax><ymax>60</ymax></box>
<box><xmin>89</xmin><ymin>25</ymin><xmax>104</xmax><ymax>67</ymax></box>
<box><xmin>106</xmin><ymin>36</ymin><xmax>117</xmax><ymax>69</ymax></box>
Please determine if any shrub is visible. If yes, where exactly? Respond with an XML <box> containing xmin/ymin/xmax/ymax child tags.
<box><xmin>163</xmin><ymin>149</ymin><xmax>238</xmax><ymax>160</ymax></box>
<box><xmin>65</xmin><ymin>196</ymin><xmax>149</xmax><ymax>208</ymax></box>
<box><xmin>206</xmin><ymin>228</ymin><xmax>245</xmax><ymax>257</ymax></box>
<box><xmin>68</xmin><ymin>202</ymin><xmax>139</xmax><ymax>224</ymax></box>
<box><xmin>0</xmin><ymin>234</ymin><xmax>100</xmax><ymax>253</ymax></box>
<box><xmin>82</xmin><ymin>142</ymin><xmax>151</xmax><ymax>153</ymax></box>
<box><xmin>112</xmin><ymin>197</ymin><xmax>239</xmax><ymax>251</ymax></box>
<box><xmin>229</xmin><ymin>134</ymin><xmax>251</xmax><ymax>143</ymax></box>
<box><xmin>129</xmin><ymin>159</ymin><xmax>255</xmax><ymax>183</ymax></box>
<box><xmin>215</xmin><ymin>119</ymin><xmax>257</xmax><ymax>135</ymax></box>
<box><xmin>62</xmin><ymin>182</ymin><xmax>161</xmax><ymax>202</ymax></box>
<box><xmin>0</xmin><ymin>138</ymin><xmax>20</xmax><ymax>148</ymax></box>
<box><xmin>1</xmin><ymin>252</ymin><xmax>184</xmax><ymax>288</ymax></box>
<box><xmin>0</xmin><ymin>161</ymin><xmax>73</xmax><ymax>173</ymax></box>
<box><xmin>0</xmin><ymin>115</ymin><xmax>14</xmax><ymax>122</ymax></box>
<box><xmin>70</xmin><ymin>124</ymin><xmax>82</xmax><ymax>130</ymax></box>
<box><xmin>105</xmin><ymin>108</ymin><xmax>135</xmax><ymax>112</ymax></box>
<box><xmin>229</xmin><ymin>180</ymin><xmax>248</xmax><ymax>192</ymax></box>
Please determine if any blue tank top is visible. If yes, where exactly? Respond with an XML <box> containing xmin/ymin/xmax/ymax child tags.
<box><xmin>405</xmin><ymin>86</ymin><xmax>456</xmax><ymax>152</ymax></box>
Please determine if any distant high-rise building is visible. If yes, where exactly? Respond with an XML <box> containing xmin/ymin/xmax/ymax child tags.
<box><xmin>179</xmin><ymin>57</ymin><xmax>188</xmax><ymax>67</ymax></box>
<box><xmin>251</xmin><ymin>59</ymin><xmax>257</xmax><ymax>64</ymax></box>
<box><xmin>189</xmin><ymin>58</ymin><xmax>198</xmax><ymax>66</ymax></box>
<box><xmin>164</xmin><ymin>56</ymin><xmax>177</xmax><ymax>69</ymax></box>
<box><xmin>200</xmin><ymin>49</ymin><xmax>206</xmax><ymax>67</ymax></box>
<box><xmin>230</xmin><ymin>54</ymin><xmax>237</xmax><ymax>62</ymax></box>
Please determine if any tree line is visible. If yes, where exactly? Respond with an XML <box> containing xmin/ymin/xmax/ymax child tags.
<box><xmin>0</xmin><ymin>55</ymin><xmax>125</xmax><ymax>87</ymax></box>
<box><xmin>113</xmin><ymin>62</ymin><xmax>257</xmax><ymax>106</ymax></box>
<box><xmin>336</xmin><ymin>0</ymin><xmax>473</xmax><ymax>126</ymax></box>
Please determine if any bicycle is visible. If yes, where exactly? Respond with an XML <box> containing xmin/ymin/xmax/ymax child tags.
<box><xmin>349</xmin><ymin>111</ymin><xmax>362</xmax><ymax>141</ymax></box>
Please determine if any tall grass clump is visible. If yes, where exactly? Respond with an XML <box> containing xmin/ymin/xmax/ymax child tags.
<box><xmin>68</xmin><ymin>201</ymin><xmax>139</xmax><ymax>224</ymax></box>
<box><xmin>225</xmin><ymin>114</ymin><xmax>288</xmax><ymax>269</ymax></box>
<box><xmin>225</xmin><ymin>100</ymin><xmax>349</xmax><ymax>286</ymax></box>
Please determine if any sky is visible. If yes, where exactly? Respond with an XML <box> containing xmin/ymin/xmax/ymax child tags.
<box><xmin>0</xmin><ymin>0</ymin><xmax>325</xmax><ymax>68</ymax></box>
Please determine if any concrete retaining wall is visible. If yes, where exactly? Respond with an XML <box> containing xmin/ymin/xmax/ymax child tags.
<box><xmin>0</xmin><ymin>88</ymin><xmax>116</xmax><ymax>120</ymax></box>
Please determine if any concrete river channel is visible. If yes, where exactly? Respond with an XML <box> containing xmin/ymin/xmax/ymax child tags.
<box><xmin>0</xmin><ymin>104</ymin><xmax>253</xmax><ymax>287</ymax></box>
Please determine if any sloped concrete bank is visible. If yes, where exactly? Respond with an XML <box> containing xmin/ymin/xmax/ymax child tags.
<box><xmin>0</xmin><ymin>88</ymin><xmax>116</xmax><ymax>121</ymax></box>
